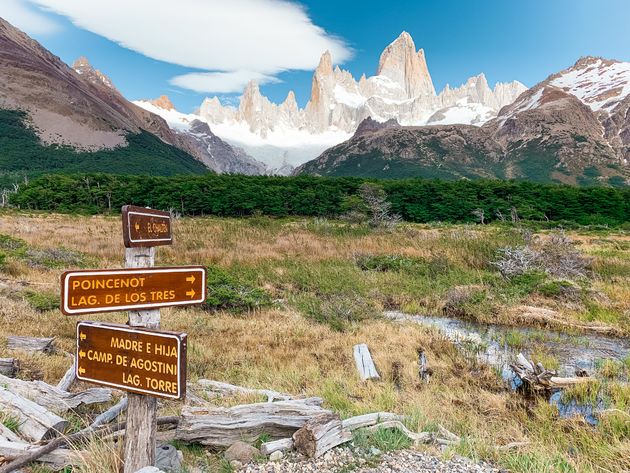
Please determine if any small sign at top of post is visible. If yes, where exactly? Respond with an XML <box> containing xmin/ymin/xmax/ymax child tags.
<box><xmin>122</xmin><ymin>205</ymin><xmax>172</xmax><ymax>248</ymax></box>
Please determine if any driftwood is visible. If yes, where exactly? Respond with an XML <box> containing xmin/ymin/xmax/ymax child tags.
<box><xmin>90</xmin><ymin>397</ymin><xmax>128</xmax><ymax>428</ymax></box>
<box><xmin>293</xmin><ymin>413</ymin><xmax>351</xmax><ymax>458</ymax></box>
<box><xmin>0</xmin><ymin>388</ymin><xmax>68</xmax><ymax>442</ymax></box>
<box><xmin>0</xmin><ymin>416</ymin><xmax>179</xmax><ymax>473</ymax></box>
<box><xmin>364</xmin><ymin>421</ymin><xmax>460</xmax><ymax>447</ymax></box>
<box><xmin>56</xmin><ymin>357</ymin><xmax>76</xmax><ymax>392</ymax></box>
<box><xmin>510</xmin><ymin>353</ymin><xmax>596</xmax><ymax>391</ymax></box>
<box><xmin>417</xmin><ymin>349</ymin><xmax>432</xmax><ymax>383</ymax></box>
<box><xmin>0</xmin><ymin>424</ymin><xmax>21</xmax><ymax>443</ymax></box>
<box><xmin>0</xmin><ymin>358</ymin><xmax>18</xmax><ymax>378</ymax></box>
<box><xmin>0</xmin><ymin>373</ymin><xmax>111</xmax><ymax>413</ymax></box>
<box><xmin>176</xmin><ymin>400</ymin><xmax>331</xmax><ymax>447</ymax></box>
<box><xmin>260</xmin><ymin>438</ymin><xmax>294</xmax><ymax>455</ymax></box>
<box><xmin>196</xmin><ymin>379</ymin><xmax>294</xmax><ymax>402</ymax></box>
<box><xmin>353</xmin><ymin>344</ymin><xmax>380</xmax><ymax>381</ymax></box>
<box><xmin>0</xmin><ymin>438</ymin><xmax>86</xmax><ymax>469</ymax></box>
<box><xmin>6</xmin><ymin>336</ymin><xmax>54</xmax><ymax>354</ymax></box>
<box><xmin>341</xmin><ymin>412</ymin><xmax>403</xmax><ymax>431</ymax></box>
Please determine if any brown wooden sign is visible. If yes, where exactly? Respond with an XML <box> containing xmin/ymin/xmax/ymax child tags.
<box><xmin>61</xmin><ymin>266</ymin><xmax>207</xmax><ymax>315</ymax></box>
<box><xmin>122</xmin><ymin>205</ymin><xmax>172</xmax><ymax>248</ymax></box>
<box><xmin>76</xmin><ymin>321</ymin><xmax>187</xmax><ymax>399</ymax></box>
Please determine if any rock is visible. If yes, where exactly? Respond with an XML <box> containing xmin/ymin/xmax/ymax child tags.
<box><xmin>230</xmin><ymin>460</ymin><xmax>243</xmax><ymax>470</ymax></box>
<box><xmin>224</xmin><ymin>441</ymin><xmax>260</xmax><ymax>464</ymax></box>
<box><xmin>269</xmin><ymin>450</ymin><xmax>283</xmax><ymax>462</ymax></box>
<box><xmin>134</xmin><ymin>468</ymin><xmax>164</xmax><ymax>473</ymax></box>
<box><xmin>155</xmin><ymin>444</ymin><xmax>182</xmax><ymax>472</ymax></box>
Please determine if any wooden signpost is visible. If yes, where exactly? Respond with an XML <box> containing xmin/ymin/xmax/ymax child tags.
<box><xmin>122</xmin><ymin>205</ymin><xmax>172</xmax><ymax>247</ymax></box>
<box><xmin>60</xmin><ymin>266</ymin><xmax>207</xmax><ymax>315</ymax></box>
<box><xmin>76</xmin><ymin>321</ymin><xmax>187</xmax><ymax>400</ymax></box>
<box><xmin>59</xmin><ymin>205</ymin><xmax>202</xmax><ymax>472</ymax></box>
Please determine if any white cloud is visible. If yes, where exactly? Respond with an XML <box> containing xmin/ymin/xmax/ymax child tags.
<box><xmin>170</xmin><ymin>70</ymin><xmax>280</xmax><ymax>93</ymax></box>
<box><xmin>2</xmin><ymin>0</ymin><xmax>59</xmax><ymax>34</ymax></box>
<box><xmin>26</xmin><ymin>0</ymin><xmax>351</xmax><ymax>93</ymax></box>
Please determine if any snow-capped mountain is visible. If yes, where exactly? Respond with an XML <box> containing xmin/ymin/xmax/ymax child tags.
<box><xmin>298</xmin><ymin>56</ymin><xmax>630</xmax><ymax>186</ymax></box>
<box><xmin>139</xmin><ymin>32</ymin><xmax>526</xmax><ymax>171</ymax></box>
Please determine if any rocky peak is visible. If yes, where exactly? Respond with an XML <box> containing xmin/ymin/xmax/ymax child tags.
<box><xmin>315</xmin><ymin>50</ymin><xmax>334</xmax><ymax>78</ymax></box>
<box><xmin>376</xmin><ymin>31</ymin><xmax>435</xmax><ymax>98</ymax></box>
<box><xmin>353</xmin><ymin>116</ymin><xmax>400</xmax><ymax>138</ymax></box>
<box><xmin>282</xmin><ymin>90</ymin><xmax>298</xmax><ymax>112</ymax></box>
<box><xmin>148</xmin><ymin>95</ymin><xmax>175</xmax><ymax>111</ymax></box>
<box><xmin>72</xmin><ymin>56</ymin><xmax>114</xmax><ymax>90</ymax></box>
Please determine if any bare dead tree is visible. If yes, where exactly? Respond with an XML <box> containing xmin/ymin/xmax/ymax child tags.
<box><xmin>472</xmin><ymin>208</ymin><xmax>485</xmax><ymax>225</ymax></box>
<box><xmin>495</xmin><ymin>209</ymin><xmax>506</xmax><ymax>222</ymax></box>
<box><xmin>510</xmin><ymin>207</ymin><xmax>520</xmax><ymax>223</ymax></box>
<box><xmin>359</xmin><ymin>183</ymin><xmax>401</xmax><ymax>230</ymax></box>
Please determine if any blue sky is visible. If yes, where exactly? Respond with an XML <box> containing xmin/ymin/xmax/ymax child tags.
<box><xmin>4</xmin><ymin>0</ymin><xmax>630</xmax><ymax>112</ymax></box>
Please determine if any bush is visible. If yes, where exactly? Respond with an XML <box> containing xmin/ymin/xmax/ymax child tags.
<box><xmin>24</xmin><ymin>247</ymin><xmax>86</xmax><ymax>269</ymax></box>
<box><xmin>23</xmin><ymin>290</ymin><xmax>60</xmax><ymax>311</ymax></box>
<box><xmin>203</xmin><ymin>265</ymin><xmax>271</xmax><ymax>313</ymax></box>
<box><xmin>300</xmin><ymin>293</ymin><xmax>378</xmax><ymax>331</ymax></box>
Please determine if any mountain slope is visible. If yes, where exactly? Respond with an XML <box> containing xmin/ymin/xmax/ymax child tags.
<box><xmin>0</xmin><ymin>17</ymin><xmax>263</xmax><ymax>183</ymax></box>
<box><xmin>298</xmin><ymin>57</ymin><xmax>629</xmax><ymax>186</ymax></box>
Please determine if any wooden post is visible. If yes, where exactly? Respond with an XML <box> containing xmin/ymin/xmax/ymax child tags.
<box><xmin>123</xmin><ymin>246</ymin><xmax>159</xmax><ymax>473</ymax></box>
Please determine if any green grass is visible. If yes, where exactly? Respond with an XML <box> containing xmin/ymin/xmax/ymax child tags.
<box><xmin>23</xmin><ymin>290</ymin><xmax>60</xmax><ymax>312</ymax></box>
<box><xmin>202</xmin><ymin>265</ymin><xmax>272</xmax><ymax>313</ymax></box>
<box><xmin>352</xmin><ymin>426</ymin><xmax>412</xmax><ymax>453</ymax></box>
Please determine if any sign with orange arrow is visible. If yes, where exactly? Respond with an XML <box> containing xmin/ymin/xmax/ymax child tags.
<box><xmin>76</xmin><ymin>321</ymin><xmax>187</xmax><ymax>399</ymax></box>
<box><xmin>122</xmin><ymin>205</ymin><xmax>172</xmax><ymax>248</ymax></box>
<box><xmin>61</xmin><ymin>266</ymin><xmax>206</xmax><ymax>315</ymax></box>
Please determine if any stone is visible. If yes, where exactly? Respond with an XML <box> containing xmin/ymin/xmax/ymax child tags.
<box><xmin>224</xmin><ymin>441</ymin><xmax>260</xmax><ymax>464</ymax></box>
<box><xmin>269</xmin><ymin>450</ymin><xmax>283</xmax><ymax>462</ymax></box>
<box><xmin>155</xmin><ymin>444</ymin><xmax>182</xmax><ymax>472</ymax></box>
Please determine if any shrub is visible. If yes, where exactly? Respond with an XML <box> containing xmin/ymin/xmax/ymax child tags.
<box><xmin>492</xmin><ymin>246</ymin><xmax>539</xmax><ymax>278</ymax></box>
<box><xmin>23</xmin><ymin>290</ymin><xmax>60</xmax><ymax>311</ymax></box>
<box><xmin>24</xmin><ymin>247</ymin><xmax>86</xmax><ymax>269</ymax></box>
<box><xmin>300</xmin><ymin>293</ymin><xmax>378</xmax><ymax>331</ymax></box>
<box><xmin>203</xmin><ymin>265</ymin><xmax>271</xmax><ymax>313</ymax></box>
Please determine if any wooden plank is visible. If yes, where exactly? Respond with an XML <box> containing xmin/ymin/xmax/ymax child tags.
<box><xmin>122</xmin><ymin>205</ymin><xmax>172</xmax><ymax>248</ymax></box>
<box><xmin>76</xmin><ymin>321</ymin><xmax>187</xmax><ymax>400</ymax></box>
<box><xmin>60</xmin><ymin>266</ymin><xmax>207</xmax><ymax>315</ymax></box>
<box><xmin>353</xmin><ymin>344</ymin><xmax>380</xmax><ymax>381</ymax></box>
<box><xmin>6</xmin><ymin>336</ymin><xmax>54</xmax><ymax>354</ymax></box>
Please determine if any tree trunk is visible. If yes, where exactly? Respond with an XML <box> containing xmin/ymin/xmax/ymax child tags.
<box><xmin>0</xmin><ymin>389</ymin><xmax>68</xmax><ymax>442</ymax></box>
<box><xmin>0</xmin><ymin>358</ymin><xmax>18</xmax><ymax>377</ymax></box>
<box><xmin>176</xmin><ymin>400</ymin><xmax>331</xmax><ymax>447</ymax></box>
<box><xmin>293</xmin><ymin>413</ymin><xmax>351</xmax><ymax>458</ymax></box>
<box><xmin>353</xmin><ymin>344</ymin><xmax>380</xmax><ymax>381</ymax></box>
<box><xmin>0</xmin><ymin>373</ymin><xmax>111</xmax><ymax>413</ymax></box>
<box><xmin>6</xmin><ymin>337</ymin><xmax>54</xmax><ymax>354</ymax></box>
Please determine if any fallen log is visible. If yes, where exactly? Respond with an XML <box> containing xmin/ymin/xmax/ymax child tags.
<box><xmin>341</xmin><ymin>412</ymin><xmax>403</xmax><ymax>431</ymax></box>
<box><xmin>365</xmin><ymin>420</ymin><xmax>432</xmax><ymax>446</ymax></box>
<box><xmin>293</xmin><ymin>413</ymin><xmax>351</xmax><ymax>458</ymax></box>
<box><xmin>6</xmin><ymin>337</ymin><xmax>54</xmax><ymax>354</ymax></box>
<box><xmin>0</xmin><ymin>424</ymin><xmax>21</xmax><ymax>443</ymax></box>
<box><xmin>510</xmin><ymin>353</ymin><xmax>596</xmax><ymax>391</ymax></box>
<box><xmin>176</xmin><ymin>400</ymin><xmax>331</xmax><ymax>447</ymax></box>
<box><xmin>0</xmin><ymin>416</ymin><xmax>179</xmax><ymax>473</ymax></box>
<box><xmin>0</xmin><ymin>388</ymin><xmax>68</xmax><ymax>442</ymax></box>
<box><xmin>0</xmin><ymin>439</ymin><xmax>86</xmax><ymax>470</ymax></box>
<box><xmin>196</xmin><ymin>379</ymin><xmax>294</xmax><ymax>402</ymax></box>
<box><xmin>260</xmin><ymin>438</ymin><xmax>294</xmax><ymax>455</ymax></box>
<box><xmin>90</xmin><ymin>397</ymin><xmax>128</xmax><ymax>428</ymax></box>
<box><xmin>56</xmin><ymin>357</ymin><xmax>75</xmax><ymax>392</ymax></box>
<box><xmin>0</xmin><ymin>373</ymin><xmax>111</xmax><ymax>413</ymax></box>
<box><xmin>353</xmin><ymin>344</ymin><xmax>380</xmax><ymax>381</ymax></box>
<box><xmin>0</xmin><ymin>359</ymin><xmax>18</xmax><ymax>378</ymax></box>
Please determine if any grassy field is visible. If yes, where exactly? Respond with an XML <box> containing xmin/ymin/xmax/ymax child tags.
<box><xmin>0</xmin><ymin>212</ymin><xmax>628</xmax><ymax>472</ymax></box>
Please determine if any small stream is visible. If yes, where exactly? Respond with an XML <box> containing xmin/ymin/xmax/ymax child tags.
<box><xmin>385</xmin><ymin>311</ymin><xmax>630</xmax><ymax>424</ymax></box>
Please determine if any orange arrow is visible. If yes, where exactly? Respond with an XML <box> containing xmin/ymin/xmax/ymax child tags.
<box><xmin>79</xmin><ymin>350</ymin><xmax>86</xmax><ymax>359</ymax></box>
<box><xmin>78</xmin><ymin>367</ymin><xmax>86</xmax><ymax>375</ymax></box>
<box><xmin>186</xmin><ymin>275</ymin><xmax>196</xmax><ymax>284</ymax></box>
<box><xmin>186</xmin><ymin>289</ymin><xmax>196</xmax><ymax>299</ymax></box>
<box><xmin>80</xmin><ymin>332</ymin><xmax>87</xmax><ymax>341</ymax></box>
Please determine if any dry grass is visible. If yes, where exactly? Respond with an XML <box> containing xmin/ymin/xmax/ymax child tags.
<box><xmin>0</xmin><ymin>212</ymin><xmax>628</xmax><ymax>472</ymax></box>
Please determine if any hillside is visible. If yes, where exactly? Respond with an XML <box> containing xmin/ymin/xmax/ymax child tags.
<box><xmin>0</xmin><ymin>109</ymin><xmax>208</xmax><ymax>188</ymax></box>
<box><xmin>297</xmin><ymin>57</ymin><xmax>630</xmax><ymax>186</ymax></box>
<box><xmin>0</xmin><ymin>17</ymin><xmax>261</xmax><ymax>185</ymax></box>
